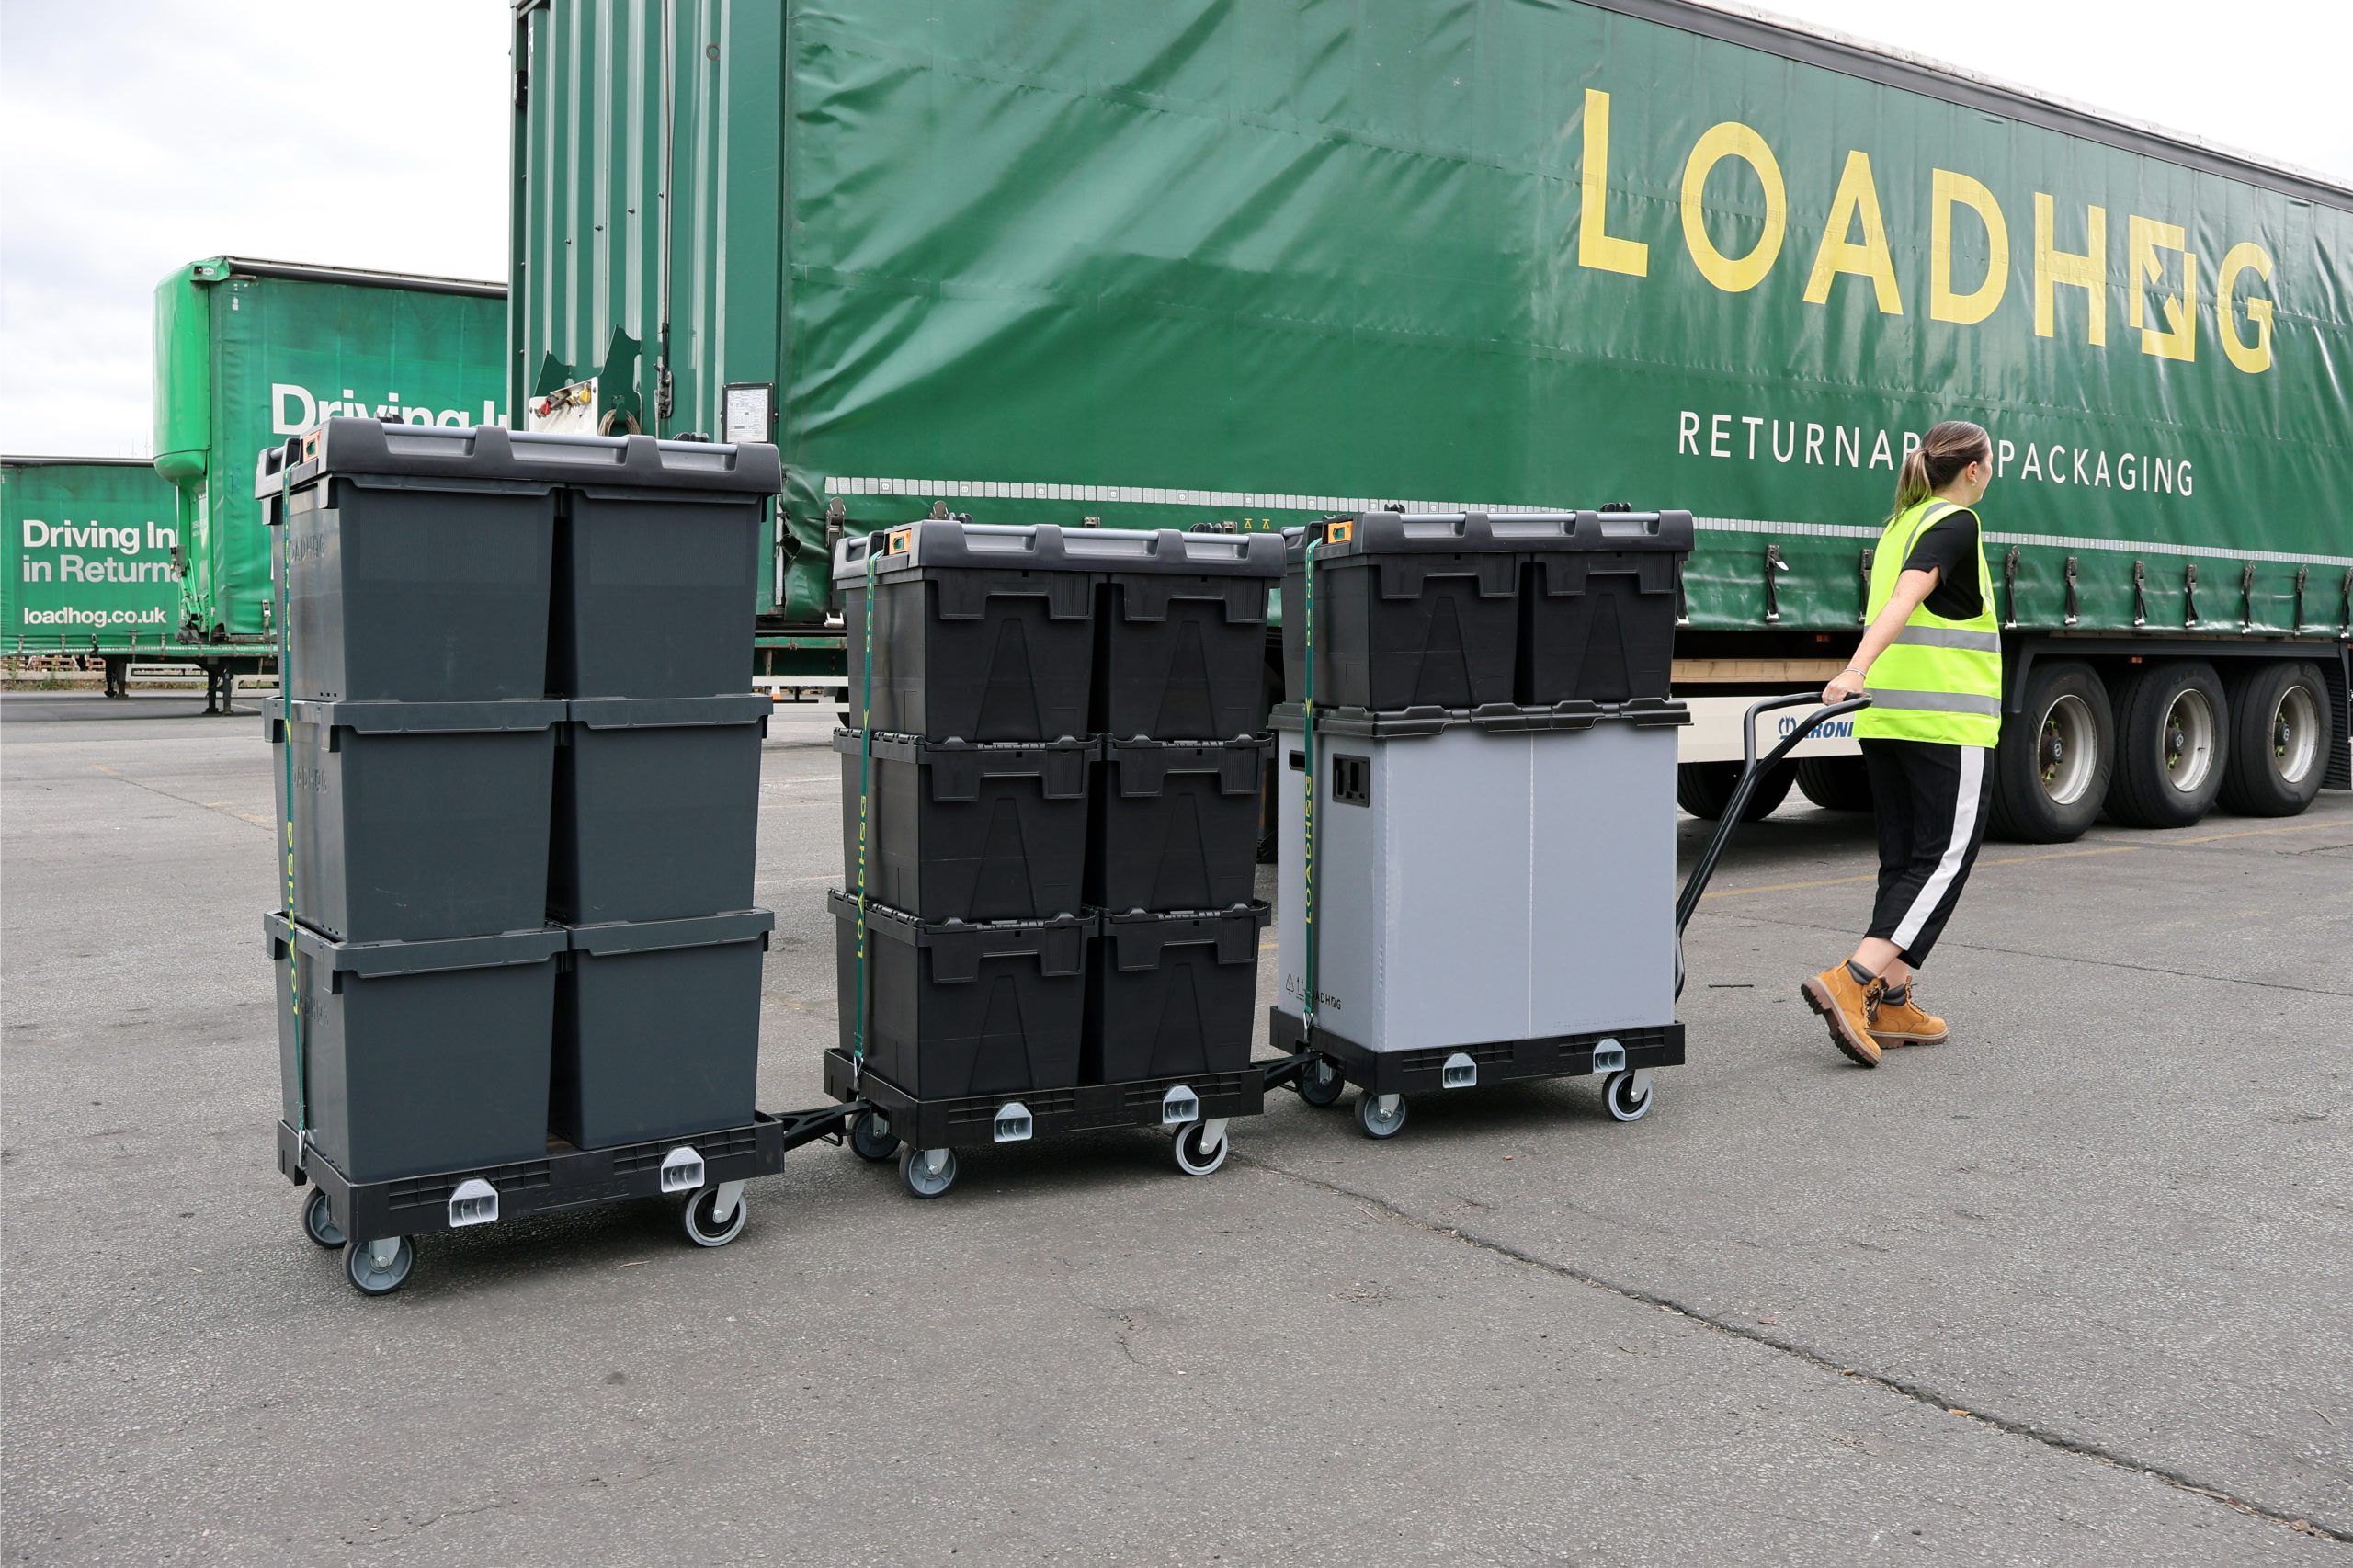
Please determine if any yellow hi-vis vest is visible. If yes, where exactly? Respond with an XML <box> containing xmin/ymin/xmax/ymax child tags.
<box><xmin>1851</xmin><ymin>498</ymin><xmax>2003</xmax><ymax>747</ymax></box>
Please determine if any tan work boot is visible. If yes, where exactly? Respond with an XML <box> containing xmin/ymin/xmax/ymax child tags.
<box><xmin>1868</xmin><ymin>986</ymin><xmax>1949</xmax><ymax>1046</ymax></box>
<box><xmin>1801</xmin><ymin>964</ymin><xmax>1883</xmax><ymax>1067</ymax></box>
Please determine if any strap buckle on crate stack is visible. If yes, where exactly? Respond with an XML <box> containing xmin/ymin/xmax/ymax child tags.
<box><xmin>1299</xmin><ymin>518</ymin><xmax>1349</xmax><ymax>1050</ymax></box>
<box><xmin>276</xmin><ymin>456</ymin><xmax>311</xmax><ymax>1152</ymax></box>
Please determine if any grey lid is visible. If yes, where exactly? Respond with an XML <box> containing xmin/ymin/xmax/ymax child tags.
<box><xmin>1268</xmin><ymin>699</ymin><xmax>1689</xmax><ymax>737</ymax></box>
<box><xmin>265</xmin><ymin>913</ymin><xmax>565</xmax><ymax>975</ymax></box>
<box><xmin>255</xmin><ymin>418</ymin><xmax>783</xmax><ymax>499</ymax></box>
<box><xmin>834</xmin><ymin>518</ymin><xmax>1284</xmax><ymax>585</ymax></box>
<box><xmin>830</xmin><ymin>729</ymin><xmax>1099</xmax><ymax>763</ymax></box>
<box><xmin>564</xmin><ymin>908</ymin><xmax>775</xmax><ymax>956</ymax></box>
<box><xmin>568</xmin><ymin>695</ymin><xmax>773</xmax><ymax>729</ymax></box>
<box><xmin>1283</xmin><ymin>509</ymin><xmax>1695</xmax><ymax>563</ymax></box>
<box><xmin>267</xmin><ymin>699</ymin><xmax>565</xmax><ymax>737</ymax></box>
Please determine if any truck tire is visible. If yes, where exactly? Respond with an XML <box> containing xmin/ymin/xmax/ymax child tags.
<box><xmin>2216</xmin><ymin>660</ymin><xmax>2329</xmax><ymax>817</ymax></box>
<box><xmin>1794</xmin><ymin>757</ymin><xmax>1873</xmax><ymax>812</ymax></box>
<box><xmin>2105</xmin><ymin>662</ymin><xmax>2228</xmax><ymax>829</ymax></box>
<box><xmin>1677</xmin><ymin>761</ymin><xmax>1793</xmax><ymax>822</ymax></box>
<box><xmin>1987</xmin><ymin>660</ymin><xmax>2113</xmax><ymax>844</ymax></box>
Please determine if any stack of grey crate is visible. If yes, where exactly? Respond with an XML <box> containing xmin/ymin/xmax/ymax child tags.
<box><xmin>261</xmin><ymin>418</ymin><xmax>782</xmax><ymax>1184</ymax></box>
<box><xmin>1272</xmin><ymin>508</ymin><xmax>1696</xmax><ymax>1094</ymax></box>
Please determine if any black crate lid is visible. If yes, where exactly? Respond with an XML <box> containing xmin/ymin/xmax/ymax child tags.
<box><xmin>266</xmin><ymin>699</ymin><xmax>565</xmax><ymax>738</ymax></box>
<box><xmin>255</xmin><ymin>418</ymin><xmax>783</xmax><ymax>500</ymax></box>
<box><xmin>1283</xmin><ymin>508</ymin><xmax>1694</xmax><ymax>563</ymax></box>
<box><xmin>565</xmin><ymin>908</ymin><xmax>775</xmax><ymax>956</ymax></box>
<box><xmin>1268</xmin><ymin>699</ymin><xmax>1688</xmax><ymax>737</ymax></box>
<box><xmin>570</xmin><ymin>695</ymin><xmax>773</xmax><ymax>729</ymax></box>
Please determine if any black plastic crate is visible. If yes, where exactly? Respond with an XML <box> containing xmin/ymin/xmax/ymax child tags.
<box><xmin>1519</xmin><ymin>510</ymin><xmax>1691</xmax><ymax>706</ymax></box>
<box><xmin>258</xmin><ymin>424</ymin><xmax>556</xmax><ymax>703</ymax></box>
<box><xmin>553</xmin><ymin>910</ymin><xmax>774</xmax><ymax>1150</ymax></box>
<box><xmin>1086</xmin><ymin>904</ymin><xmax>1269</xmax><ymax>1085</ymax></box>
<box><xmin>551</xmin><ymin>696</ymin><xmax>769</xmax><ymax>925</ymax></box>
<box><xmin>835</xmin><ymin>729</ymin><xmax>1092</xmax><ymax>922</ymax></box>
<box><xmin>1281</xmin><ymin>514</ymin><xmax>1519</xmax><ymax>711</ymax></box>
<box><xmin>549</xmin><ymin>439</ymin><xmax>782</xmax><ymax>699</ymax></box>
<box><xmin>829</xmin><ymin>892</ymin><xmax>1090</xmax><ymax>1101</ymax></box>
<box><xmin>1079</xmin><ymin>528</ymin><xmax>1283</xmax><ymax>740</ymax></box>
<box><xmin>269</xmin><ymin>699</ymin><xmax>562</xmax><ymax>943</ymax></box>
<box><xmin>267</xmin><ymin>915</ymin><xmax>561</xmax><ymax>1184</ymax></box>
<box><xmin>1091</xmin><ymin>737</ymin><xmax>1271</xmax><ymax>913</ymax></box>
<box><xmin>835</xmin><ymin>521</ymin><xmax>1094</xmax><ymax>741</ymax></box>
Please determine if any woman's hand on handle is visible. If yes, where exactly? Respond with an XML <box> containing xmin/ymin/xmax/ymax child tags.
<box><xmin>1824</xmin><ymin>665</ymin><xmax>1868</xmax><ymax>704</ymax></box>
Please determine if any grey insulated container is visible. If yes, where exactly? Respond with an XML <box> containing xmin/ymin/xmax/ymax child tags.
<box><xmin>270</xmin><ymin>699</ymin><xmax>563</xmax><ymax>942</ymax></box>
<box><xmin>553</xmin><ymin>910</ymin><xmax>774</xmax><ymax>1150</ymax></box>
<box><xmin>267</xmin><ymin>915</ymin><xmax>561</xmax><ymax>1183</ymax></box>
<box><xmin>258</xmin><ymin>422</ymin><xmax>558</xmax><ymax>702</ymax></box>
<box><xmin>551</xmin><ymin>696</ymin><xmax>769</xmax><ymax>925</ymax></box>
<box><xmin>548</xmin><ymin>437</ymin><xmax>783</xmax><ymax>699</ymax></box>
<box><xmin>1273</xmin><ymin>704</ymin><xmax>1685</xmax><ymax>1053</ymax></box>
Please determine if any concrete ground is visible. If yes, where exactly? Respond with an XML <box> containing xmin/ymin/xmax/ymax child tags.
<box><xmin>3</xmin><ymin>687</ymin><xmax>2347</xmax><ymax>1565</ymax></box>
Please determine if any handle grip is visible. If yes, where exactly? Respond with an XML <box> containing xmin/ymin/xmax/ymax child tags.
<box><xmin>1676</xmin><ymin>694</ymin><xmax>1872</xmax><ymax>935</ymax></box>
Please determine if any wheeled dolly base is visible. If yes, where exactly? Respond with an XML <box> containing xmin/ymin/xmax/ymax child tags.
<box><xmin>822</xmin><ymin>1048</ymin><xmax>1265</xmax><ymax>1198</ymax></box>
<box><xmin>278</xmin><ymin>1107</ymin><xmax>850</xmax><ymax>1296</ymax></box>
<box><xmin>1267</xmin><ymin>1008</ymin><xmax>1685</xmax><ymax>1139</ymax></box>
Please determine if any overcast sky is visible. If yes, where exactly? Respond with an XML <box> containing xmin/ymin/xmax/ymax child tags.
<box><xmin>3</xmin><ymin>0</ymin><xmax>2347</xmax><ymax>458</ymax></box>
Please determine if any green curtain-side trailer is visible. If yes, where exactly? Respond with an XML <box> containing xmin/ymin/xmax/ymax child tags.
<box><xmin>153</xmin><ymin>257</ymin><xmax>508</xmax><ymax>647</ymax></box>
<box><xmin>509</xmin><ymin>0</ymin><xmax>2351</xmax><ymax>637</ymax></box>
<box><xmin>2</xmin><ymin>458</ymin><xmax>186</xmax><ymax>657</ymax></box>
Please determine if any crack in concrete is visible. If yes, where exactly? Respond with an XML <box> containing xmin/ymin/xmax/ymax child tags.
<box><xmin>85</xmin><ymin>764</ymin><xmax>272</xmax><ymax>832</ymax></box>
<box><xmin>1233</xmin><ymin>1149</ymin><xmax>2351</xmax><ymax>1546</ymax></box>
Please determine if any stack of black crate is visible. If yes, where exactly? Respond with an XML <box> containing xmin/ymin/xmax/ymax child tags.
<box><xmin>826</xmin><ymin>520</ymin><xmax>1282</xmax><ymax>1175</ymax></box>
<box><xmin>262</xmin><ymin>418</ymin><xmax>783</xmax><ymax>1199</ymax></box>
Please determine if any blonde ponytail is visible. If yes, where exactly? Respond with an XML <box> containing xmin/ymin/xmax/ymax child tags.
<box><xmin>1891</xmin><ymin>419</ymin><xmax>1993</xmax><ymax>518</ymax></box>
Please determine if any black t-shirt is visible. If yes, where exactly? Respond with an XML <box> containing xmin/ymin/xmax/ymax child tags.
<box><xmin>1902</xmin><ymin>506</ymin><xmax>1983</xmax><ymax>621</ymax></box>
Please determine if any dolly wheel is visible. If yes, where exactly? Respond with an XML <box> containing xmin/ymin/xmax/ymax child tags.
<box><xmin>1295</xmin><ymin>1056</ymin><xmax>1345</xmax><ymax>1108</ymax></box>
<box><xmin>301</xmin><ymin>1188</ymin><xmax>345</xmax><ymax>1250</ymax></box>
<box><xmin>343</xmin><ymin>1236</ymin><xmax>415</xmax><ymax>1297</ymax></box>
<box><xmin>848</xmin><ymin>1109</ymin><xmax>900</xmax><ymax>1163</ymax></box>
<box><xmin>1603</xmin><ymin>1069</ymin><xmax>1655</xmax><ymax>1124</ymax></box>
<box><xmin>1356</xmin><ymin>1092</ymin><xmax>1407</xmax><ymax>1141</ymax></box>
<box><xmin>681</xmin><ymin>1184</ymin><xmax>749</xmax><ymax>1247</ymax></box>
<box><xmin>1172</xmin><ymin>1120</ymin><xmax>1229</xmax><ymax>1176</ymax></box>
<box><xmin>899</xmin><ymin>1145</ymin><xmax>959</xmax><ymax>1199</ymax></box>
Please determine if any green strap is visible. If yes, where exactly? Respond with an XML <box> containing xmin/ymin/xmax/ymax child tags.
<box><xmin>1300</xmin><ymin>535</ymin><xmax>1319</xmax><ymax>1043</ymax></box>
<box><xmin>853</xmin><ymin>540</ymin><xmax>877</xmax><ymax>1084</ymax></box>
<box><xmin>276</xmin><ymin>464</ymin><xmax>308</xmax><ymax>1139</ymax></box>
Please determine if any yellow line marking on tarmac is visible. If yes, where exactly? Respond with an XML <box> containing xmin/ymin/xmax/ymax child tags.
<box><xmin>1699</xmin><ymin>843</ymin><xmax>2139</xmax><ymax>902</ymax></box>
<box><xmin>2163</xmin><ymin>819</ymin><xmax>2345</xmax><ymax>846</ymax></box>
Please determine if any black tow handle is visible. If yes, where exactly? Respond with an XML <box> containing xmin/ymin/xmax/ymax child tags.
<box><xmin>1674</xmin><ymin>691</ymin><xmax>1871</xmax><ymax>934</ymax></box>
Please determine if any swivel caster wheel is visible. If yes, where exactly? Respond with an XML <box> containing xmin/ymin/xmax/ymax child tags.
<box><xmin>899</xmin><ymin>1145</ymin><xmax>959</xmax><ymax>1199</ymax></box>
<box><xmin>847</xmin><ymin>1109</ymin><xmax>900</xmax><ymax>1163</ymax></box>
<box><xmin>681</xmin><ymin>1183</ymin><xmax>749</xmax><ymax>1247</ymax></box>
<box><xmin>301</xmin><ymin>1187</ymin><xmax>345</xmax><ymax>1249</ymax></box>
<box><xmin>343</xmin><ymin>1235</ymin><xmax>415</xmax><ymax>1297</ymax></box>
<box><xmin>1356</xmin><ymin>1092</ymin><xmax>1407</xmax><ymax>1141</ymax></box>
<box><xmin>1295</xmin><ymin>1056</ymin><xmax>1345</xmax><ymax>1108</ymax></box>
<box><xmin>1172</xmin><ymin>1119</ymin><xmax>1229</xmax><ymax>1176</ymax></box>
<box><xmin>1603</xmin><ymin>1068</ymin><xmax>1655</xmax><ymax>1124</ymax></box>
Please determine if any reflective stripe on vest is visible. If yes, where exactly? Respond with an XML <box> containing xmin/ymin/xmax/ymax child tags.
<box><xmin>1852</xmin><ymin>498</ymin><xmax>2003</xmax><ymax>747</ymax></box>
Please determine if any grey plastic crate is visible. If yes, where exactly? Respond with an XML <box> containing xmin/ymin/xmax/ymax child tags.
<box><xmin>1272</xmin><ymin>703</ymin><xmax>1687</xmax><ymax>1054</ymax></box>
<box><xmin>550</xmin><ymin>696</ymin><xmax>769</xmax><ymax>925</ymax></box>
<box><xmin>267</xmin><ymin>915</ymin><xmax>561</xmax><ymax>1184</ymax></box>
<box><xmin>553</xmin><ymin>910</ymin><xmax>774</xmax><ymax>1149</ymax></box>
<box><xmin>269</xmin><ymin>699</ymin><xmax>563</xmax><ymax>943</ymax></box>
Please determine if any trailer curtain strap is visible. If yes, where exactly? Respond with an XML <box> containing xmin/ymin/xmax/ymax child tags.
<box><xmin>1862</xmin><ymin>687</ymin><xmax>2001</xmax><ymax>717</ymax></box>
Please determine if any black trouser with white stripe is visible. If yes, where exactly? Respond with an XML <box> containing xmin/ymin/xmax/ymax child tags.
<box><xmin>1859</xmin><ymin>739</ymin><xmax>1990</xmax><ymax>967</ymax></box>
